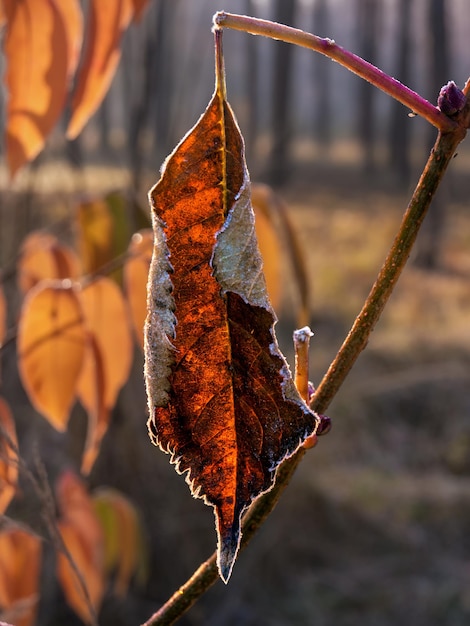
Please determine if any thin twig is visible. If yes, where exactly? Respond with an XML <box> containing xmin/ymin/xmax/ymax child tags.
<box><xmin>141</xmin><ymin>95</ymin><xmax>470</xmax><ymax>626</ymax></box>
<box><xmin>213</xmin><ymin>12</ymin><xmax>457</xmax><ymax>133</ymax></box>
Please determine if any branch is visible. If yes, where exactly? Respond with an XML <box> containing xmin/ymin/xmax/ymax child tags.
<box><xmin>142</xmin><ymin>93</ymin><xmax>470</xmax><ymax>626</ymax></box>
<box><xmin>213</xmin><ymin>11</ymin><xmax>457</xmax><ymax>132</ymax></box>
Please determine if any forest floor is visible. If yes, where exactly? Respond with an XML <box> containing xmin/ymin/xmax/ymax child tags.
<box><xmin>2</xmin><ymin>146</ymin><xmax>470</xmax><ymax>625</ymax></box>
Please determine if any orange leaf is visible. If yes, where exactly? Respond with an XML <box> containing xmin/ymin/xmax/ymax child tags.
<box><xmin>17</xmin><ymin>282</ymin><xmax>86</xmax><ymax>430</ymax></box>
<box><xmin>76</xmin><ymin>333</ymin><xmax>108</xmax><ymax>475</ymax></box>
<box><xmin>53</xmin><ymin>0</ymin><xmax>84</xmax><ymax>79</ymax></box>
<box><xmin>57</xmin><ymin>522</ymin><xmax>104</xmax><ymax>624</ymax></box>
<box><xmin>3</xmin><ymin>0</ymin><xmax>82</xmax><ymax>176</ymax></box>
<box><xmin>67</xmin><ymin>0</ymin><xmax>134</xmax><ymax>139</ymax></box>
<box><xmin>76</xmin><ymin>199</ymin><xmax>114</xmax><ymax>275</ymax></box>
<box><xmin>123</xmin><ymin>230</ymin><xmax>153</xmax><ymax>349</ymax></box>
<box><xmin>0</xmin><ymin>398</ymin><xmax>18</xmax><ymax>514</ymax></box>
<box><xmin>251</xmin><ymin>184</ymin><xmax>283</xmax><ymax>311</ymax></box>
<box><xmin>93</xmin><ymin>488</ymin><xmax>147</xmax><ymax>595</ymax></box>
<box><xmin>0</xmin><ymin>528</ymin><xmax>42</xmax><ymax>626</ymax></box>
<box><xmin>144</xmin><ymin>33</ymin><xmax>320</xmax><ymax>582</ymax></box>
<box><xmin>18</xmin><ymin>232</ymin><xmax>80</xmax><ymax>294</ymax></box>
<box><xmin>77</xmin><ymin>278</ymin><xmax>133</xmax><ymax>472</ymax></box>
<box><xmin>79</xmin><ymin>277</ymin><xmax>133</xmax><ymax>409</ymax></box>
<box><xmin>55</xmin><ymin>471</ymin><xmax>104</xmax><ymax>623</ymax></box>
<box><xmin>132</xmin><ymin>0</ymin><xmax>150</xmax><ymax>21</ymax></box>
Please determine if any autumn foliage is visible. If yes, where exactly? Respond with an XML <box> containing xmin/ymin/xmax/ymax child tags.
<box><xmin>2</xmin><ymin>0</ymin><xmax>150</xmax><ymax>177</ymax></box>
<box><xmin>0</xmin><ymin>3</ymin><xmax>335</xmax><ymax>623</ymax></box>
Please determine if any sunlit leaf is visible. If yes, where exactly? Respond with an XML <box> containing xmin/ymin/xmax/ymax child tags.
<box><xmin>17</xmin><ymin>282</ymin><xmax>86</xmax><ymax>431</ymax></box>
<box><xmin>77</xmin><ymin>277</ymin><xmax>133</xmax><ymax>472</ymax></box>
<box><xmin>123</xmin><ymin>230</ymin><xmax>153</xmax><ymax>349</ymax></box>
<box><xmin>56</xmin><ymin>471</ymin><xmax>104</xmax><ymax>623</ymax></box>
<box><xmin>251</xmin><ymin>183</ymin><xmax>311</xmax><ymax>326</ymax></box>
<box><xmin>18</xmin><ymin>232</ymin><xmax>80</xmax><ymax>294</ymax></box>
<box><xmin>79</xmin><ymin>277</ymin><xmax>133</xmax><ymax>410</ymax></box>
<box><xmin>76</xmin><ymin>193</ymin><xmax>131</xmax><ymax>280</ymax></box>
<box><xmin>76</xmin><ymin>333</ymin><xmax>108</xmax><ymax>475</ymax></box>
<box><xmin>0</xmin><ymin>398</ymin><xmax>18</xmax><ymax>514</ymax></box>
<box><xmin>3</xmin><ymin>0</ymin><xmax>82</xmax><ymax>176</ymax></box>
<box><xmin>53</xmin><ymin>0</ymin><xmax>84</xmax><ymax>79</ymax></box>
<box><xmin>0</xmin><ymin>528</ymin><xmax>41</xmax><ymax>626</ymax></box>
<box><xmin>251</xmin><ymin>184</ymin><xmax>283</xmax><ymax>311</ymax></box>
<box><xmin>144</xmin><ymin>34</ymin><xmax>320</xmax><ymax>583</ymax></box>
<box><xmin>57</xmin><ymin>522</ymin><xmax>104</xmax><ymax>624</ymax></box>
<box><xmin>93</xmin><ymin>488</ymin><xmax>147</xmax><ymax>595</ymax></box>
<box><xmin>67</xmin><ymin>0</ymin><xmax>134</xmax><ymax>139</ymax></box>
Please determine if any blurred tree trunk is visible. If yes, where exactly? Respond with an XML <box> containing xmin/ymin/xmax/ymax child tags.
<box><xmin>312</xmin><ymin>0</ymin><xmax>332</xmax><ymax>150</ymax></box>
<box><xmin>267</xmin><ymin>0</ymin><xmax>297</xmax><ymax>187</ymax></box>
<box><xmin>356</xmin><ymin>0</ymin><xmax>380</xmax><ymax>174</ymax></box>
<box><xmin>388</xmin><ymin>0</ymin><xmax>413</xmax><ymax>187</ymax></box>
<box><xmin>414</xmin><ymin>0</ymin><xmax>449</xmax><ymax>269</ymax></box>
<box><xmin>244</xmin><ymin>0</ymin><xmax>259</xmax><ymax>164</ymax></box>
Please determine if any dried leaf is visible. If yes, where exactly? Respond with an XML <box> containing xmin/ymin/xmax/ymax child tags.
<box><xmin>56</xmin><ymin>471</ymin><xmax>104</xmax><ymax>623</ymax></box>
<box><xmin>77</xmin><ymin>277</ymin><xmax>133</xmax><ymax>472</ymax></box>
<box><xmin>144</xmin><ymin>34</ymin><xmax>320</xmax><ymax>583</ymax></box>
<box><xmin>0</xmin><ymin>398</ymin><xmax>18</xmax><ymax>514</ymax></box>
<box><xmin>18</xmin><ymin>232</ymin><xmax>80</xmax><ymax>294</ymax></box>
<box><xmin>3</xmin><ymin>0</ymin><xmax>82</xmax><ymax>176</ymax></box>
<box><xmin>67</xmin><ymin>0</ymin><xmax>133</xmax><ymax>139</ymax></box>
<box><xmin>0</xmin><ymin>528</ymin><xmax>41</xmax><ymax>626</ymax></box>
<box><xmin>123</xmin><ymin>230</ymin><xmax>153</xmax><ymax>349</ymax></box>
<box><xmin>17</xmin><ymin>282</ymin><xmax>86</xmax><ymax>431</ymax></box>
<box><xmin>93</xmin><ymin>488</ymin><xmax>147</xmax><ymax>595</ymax></box>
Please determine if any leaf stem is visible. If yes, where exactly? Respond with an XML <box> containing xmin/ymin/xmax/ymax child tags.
<box><xmin>213</xmin><ymin>11</ymin><xmax>457</xmax><ymax>132</ymax></box>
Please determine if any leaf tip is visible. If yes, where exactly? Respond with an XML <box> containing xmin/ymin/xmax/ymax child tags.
<box><xmin>217</xmin><ymin>526</ymin><xmax>240</xmax><ymax>584</ymax></box>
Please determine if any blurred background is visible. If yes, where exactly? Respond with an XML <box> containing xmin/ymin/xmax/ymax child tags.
<box><xmin>2</xmin><ymin>0</ymin><xmax>470</xmax><ymax>624</ymax></box>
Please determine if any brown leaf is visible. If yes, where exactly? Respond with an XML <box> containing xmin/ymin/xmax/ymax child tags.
<box><xmin>18</xmin><ymin>232</ymin><xmax>80</xmax><ymax>294</ymax></box>
<box><xmin>77</xmin><ymin>277</ymin><xmax>133</xmax><ymax>472</ymax></box>
<box><xmin>56</xmin><ymin>471</ymin><xmax>105</xmax><ymax>623</ymax></box>
<box><xmin>0</xmin><ymin>398</ymin><xmax>18</xmax><ymax>514</ymax></box>
<box><xmin>17</xmin><ymin>282</ymin><xmax>86</xmax><ymax>431</ymax></box>
<box><xmin>3</xmin><ymin>0</ymin><xmax>83</xmax><ymax>176</ymax></box>
<box><xmin>0</xmin><ymin>528</ymin><xmax>41</xmax><ymax>626</ymax></box>
<box><xmin>67</xmin><ymin>0</ymin><xmax>133</xmax><ymax>139</ymax></box>
<box><xmin>123</xmin><ymin>230</ymin><xmax>153</xmax><ymax>349</ymax></box>
<box><xmin>144</xmin><ymin>33</ymin><xmax>320</xmax><ymax>582</ymax></box>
